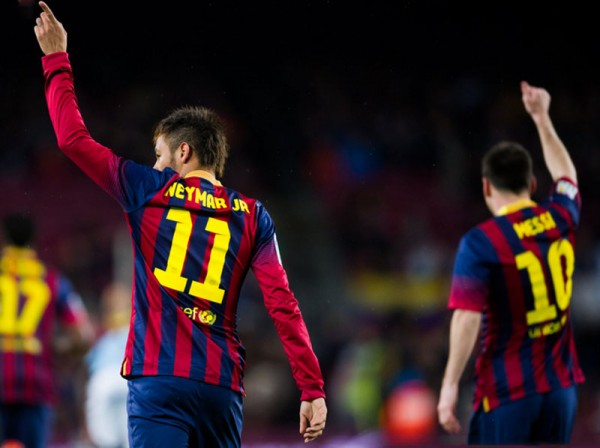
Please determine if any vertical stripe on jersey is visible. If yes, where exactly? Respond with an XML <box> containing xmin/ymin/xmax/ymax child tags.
<box><xmin>129</xmin><ymin>207</ymin><xmax>164</xmax><ymax>375</ymax></box>
<box><xmin>157</xmin><ymin>296</ymin><xmax>178</xmax><ymax>375</ymax></box>
<box><xmin>549</xmin><ymin>198</ymin><xmax>579</xmax><ymax>385</ymax></box>
<box><xmin>509</xmin><ymin>210</ymin><xmax>552</xmax><ymax>395</ymax></box>
<box><xmin>173</xmin><ymin>307</ymin><xmax>193</xmax><ymax>377</ymax></box>
<box><xmin>536</xmin><ymin>210</ymin><xmax>571</xmax><ymax>390</ymax></box>
<box><xmin>24</xmin><ymin>352</ymin><xmax>35</xmax><ymax>403</ymax></box>
<box><xmin>220</xmin><ymin>209</ymin><xmax>253</xmax><ymax>391</ymax></box>
<box><xmin>481</xmin><ymin>220</ymin><xmax>526</xmax><ymax>406</ymax></box>
<box><xmin>184</xmin><ymin>213</ymin><xmax>216</xmax><ymax>383</ymax></box>
<box><xmin>3</xmin><ymin>352</ymin><xmax>15</xmax><ymax>402</ymax></box>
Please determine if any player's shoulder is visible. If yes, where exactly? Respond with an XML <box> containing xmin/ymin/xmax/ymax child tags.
<box><xmin>459</xmin><ymin>219</ymin><xmax>496</xmax><ymax>251</ymax></box>
<box><xmin>221</xmin><ymin>184</ymin><xmax>266</xmax><ymax>212</ymax></box>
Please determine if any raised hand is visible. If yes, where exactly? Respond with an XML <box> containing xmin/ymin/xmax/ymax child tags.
<box><xmin>521</xmin><ymin>80</ymin><xmax>551</xmax><ymax>124</ymax></box>
<box><xmin>34</xmin><ymin>1</ymin><xmax>67</xmax><ymax>55</ymax></box>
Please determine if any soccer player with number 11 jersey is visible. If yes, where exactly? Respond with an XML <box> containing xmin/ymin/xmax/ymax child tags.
<box><xmin>33</xmin><ymin>2</ymin><xmax>327</xmax><ymax>447</ymax></box>
<box><xmin>438</xmin><ymin>81</ymin><xmax>585</xmax><ymax>445</ymax></box>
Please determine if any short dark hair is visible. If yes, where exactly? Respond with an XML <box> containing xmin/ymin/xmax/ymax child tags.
<box><xmin>3</xmin><ymin>212</ymin><xmax>35</xmax><ymax>247</ymax></box>
<box><xmin>152</xmin><ymin>106</ymin><xmax>230</xmax><ymax>177</ymax></box>
<box><xmin>481</xmin><ymin>141</ymin><xmax>533</xmax><ymax>194</ymax></box>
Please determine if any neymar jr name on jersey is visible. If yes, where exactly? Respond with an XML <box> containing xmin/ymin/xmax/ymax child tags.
<box><xmin>164</xmin><ymin>182</ymin><xmax>250</xmax><ymax>213</ymax></box>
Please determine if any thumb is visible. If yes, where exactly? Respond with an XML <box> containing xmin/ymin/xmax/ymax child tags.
<box><xmin>299</xmin><ymin>414</ymin><xmax>309</xmax><ymax>434</ymax></box>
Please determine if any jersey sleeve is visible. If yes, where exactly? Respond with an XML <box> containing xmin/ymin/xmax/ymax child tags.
<box><xmin>250</xmin><ymin>204</ymin><xmax>326</xmax><ymax>401</ymax></box>
<box><xmin>448</xmin><ymin>228</ymin><xmax>491</xmax><ymax>312</ymax></box>
<box><xmin>42</xmin><ymin>52</ymin><xmax>172</xmax><ymax>211</ymax></box>
<box><xmin>42</xmin><ymin>52</ymin><xmax>126</xmax><ymax>202</ymax></box>
<box><xmin>547</xmin><ymin>177</ymin><xmax>581</xmax><ymax>228</ymax></box>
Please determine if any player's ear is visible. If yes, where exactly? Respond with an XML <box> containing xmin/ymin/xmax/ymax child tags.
<box><xmin>482</xmin><ymin>177</ymin><xmax>492</xmax><ymax>198</ymax></box>
<box><xmin>529</xmin><ymin>175</ymin><xmax>537</xmax><ymax>194</ymax></box>
<box><xmin>179</xmin><ymin>142</ymin><xmax>192</xmax><ymax>163</ymax></box>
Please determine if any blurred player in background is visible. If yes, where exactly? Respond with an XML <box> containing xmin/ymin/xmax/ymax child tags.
<box><xmin>0</xmin><ymin>212</ymin><xmax>93</xmax><ymax>448</ymax></box>
<box><xmin>437</xmin><ymin>81</ymin><xmax>585</xmax><ymax>445</ymax></box>
<box><xmin>84</xmin><ymin>281</ymin><xmax>131</xmax><ymax>448</ymax></box>
<box><xmin>33</xmin><ymin>2</ymin><xmax>327</xmax><ymax>447</ymax></box>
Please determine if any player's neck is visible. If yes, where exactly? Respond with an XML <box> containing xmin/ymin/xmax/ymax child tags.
<box><xmin>492</xmin><ymin>193</ymin><xmax>534</xmax><ymax>216</ymax></box>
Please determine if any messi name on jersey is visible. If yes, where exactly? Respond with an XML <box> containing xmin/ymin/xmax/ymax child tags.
<box><xmin>512</xmin><ymin>211</ymin><xmax>556</xmax><ymax>239</ymax></box>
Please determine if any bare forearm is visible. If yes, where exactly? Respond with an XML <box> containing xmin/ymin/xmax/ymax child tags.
<box><xmin>442</xmin><ymin>309</ymin><xmax>481</xmax><ymax>386</ymax></box>
<box><xmin>534</xmin><ymin>114</ymin><xmax>577</xmax><ymax>183</ymax></box>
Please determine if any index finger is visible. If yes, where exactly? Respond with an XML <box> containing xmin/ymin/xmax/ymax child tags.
<box><xmin>38</xmin><ymin>1</ymin><xmax>55</xmax><ymax>19</ymax></box>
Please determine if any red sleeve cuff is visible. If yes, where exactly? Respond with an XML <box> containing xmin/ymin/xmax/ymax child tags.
<box><xmin>300</xmin><ymin>386</ymin><xmax>326</xmax><ymax>402</ymax></box>
<box><xmin>42</xmin><ymin>51</ymin><xmax>70</xmax><ymax>75</ymax></box>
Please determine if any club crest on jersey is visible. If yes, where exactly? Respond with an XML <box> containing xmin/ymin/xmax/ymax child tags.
<box><xmin>180</xmin><ymin>306</ymin><xmax>217</xmax><ymax>325</ymax></box>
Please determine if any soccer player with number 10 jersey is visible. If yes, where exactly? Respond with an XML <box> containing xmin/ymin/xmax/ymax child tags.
<box><xmin>438</xmin><ymin>81</ymin><xmax>585</xmax><ymax>445</ymax></box>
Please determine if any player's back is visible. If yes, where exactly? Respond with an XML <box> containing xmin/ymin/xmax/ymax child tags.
<box><xmin>0</xmin><ymin>247</ymin><xmax>60</xmax><ymax>404</ymax></box>
<box><xmin>119</xmin><ymin>167</ymin><xmax>274</xmax><ymax>394</ymax></box>
<box><xmin>468</xmin><ymin>195</ymin><xmax>584</xmax><ymax>411</ymax></box>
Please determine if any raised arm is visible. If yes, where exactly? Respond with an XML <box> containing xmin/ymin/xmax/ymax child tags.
<box><xmin>521</xmin><ymin>81</ymin><xmax>577</xmax><ymax>183</ymax></box>
<box><xmin>33</xmin><ymin>2</ymin><xmax>130</xmax><ymax>205</ymax></box>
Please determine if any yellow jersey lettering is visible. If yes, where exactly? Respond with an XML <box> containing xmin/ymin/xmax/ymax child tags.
<box><xmin>205</xmin><ymin>194</ymin><xmax>215</xmax><ymax>209</ymax></box>
<box><xmin>174</xmin><ymin>183</ymin><xmax>185</xmax><ymax>199</ymax></box>
<box><xmin>540</xmin><ymin>211</ymin><xmax>557</xmax><ymax>230</ymax></box>
<box><xmin>185</xmin><ymin>186</ymin><xmax>197</xmax><ymax>202</ymax></box>
<box><xmin>0</xmin><ymin>335</ymin><xmax>42</xmax><ymax>354</ymax></box>
<box><xmin>198</xmin><ymin>190</ymin><xmax>207</xmax><ymax>206</ymax></box>
<box><xmin>232</xmin><ymin>198</ymin><xmax>249</xmax><ymax>213</ymax></box>
<box><xmin>513</xmin><ymin>212</ymin><xmax>557</xmax><ymax>239</ymax></box>
<box><xmin>528</xmin><ymin>315</ymin><xmax>567</xmax><ymax>339</ymax></box>
<box><xmin>164</xmin><ymin>183</ymin><xmax>178</xmax><ymax>197</ymax></box>
<box><xmin>239</xmin><ymin>200</ymin><xmax>250</xmax><ymax>213</ymax></box>
<box><xmin>215</xmin><ymin>197</ymin><xmax>226</xmax><ymax>209</ymax></box>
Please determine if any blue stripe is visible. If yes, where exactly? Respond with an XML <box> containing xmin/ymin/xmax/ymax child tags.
<box><xmin>129</xmin><ymin>211</ymin><xmax>149</xmax><ymax>373</ymax></box>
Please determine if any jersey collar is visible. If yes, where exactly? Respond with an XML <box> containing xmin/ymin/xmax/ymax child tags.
<box><xmin>184</xmin><ymin>170</ymin><xmax>222</xmax><ymax>186</ymax></box>
<box><xmin>497</xmin><ymin>199</ymin><xmax>537</xmax><ymax>216</ymax></box>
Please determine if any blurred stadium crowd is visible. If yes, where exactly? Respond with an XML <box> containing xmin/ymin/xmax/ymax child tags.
<box><xmin>4</xmin><ymin>1</ymin><xmax>600</xmax><ymax>446</ymax></box>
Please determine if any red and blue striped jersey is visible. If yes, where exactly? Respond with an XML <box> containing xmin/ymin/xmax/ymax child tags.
<box><xmin>42</xmin><ymin>52</ymin><xmax>325</xmax><ymax>401</ymax></box>
<box><xmin>448</xmin><ymin>178</ymin><xmax>585</xmax><ymax>412</ymax></box>
<box><xmin>0</xmin><ymin>247</ymin><xmax>88</xmax><ymax>405</ymax></box>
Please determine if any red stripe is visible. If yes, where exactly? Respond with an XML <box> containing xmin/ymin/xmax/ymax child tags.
<box><xmin>204</xmin><ymin>328</ymin><xmax>223</xmax><ymax>382</ymax></box>
<box><xmin>142</xmin><ymin>266</ymin><xmax>163</xmax><ymax>375</ymax></box>
<box><xmin>517</xmin><ymin>217</ymin><xmax>551</xmax><ymax>393</ymax></box>
<box><xmin>24</xmin><ymin>353</ymin><xmax>35</xmax><ymax>403</ymax></box>
<box><xmin>137</xmin><ymin>208</ymin><xmax>165</xmax><ymax>376</ymax></box>
<box><xmin>549</xmin><ymin>202</ymin><xmax>574</xmax><ymax>228</ymax></box>
<box><xmin>122</xmin><ymin>217</ymin><xmax>137</xmax><ymax>374</ymax></box>
<box><xmin>4</xmin><ymin>352</ymin><xmax>15</xmax><ymax>402</ymax></box>
<box><xmin>224</xmin><ymin>206</ymin><xmax>255</xmax><ymax>391</ymax></box>
<box><xmin>482</xmin><ymin>220</ymin><xmax>526</xmax><ymax>403</ymax></box>
<box><xmin>41</xmin><ymin>270</ymin><xmax>59</xmax><ymax>403</ymax></box>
